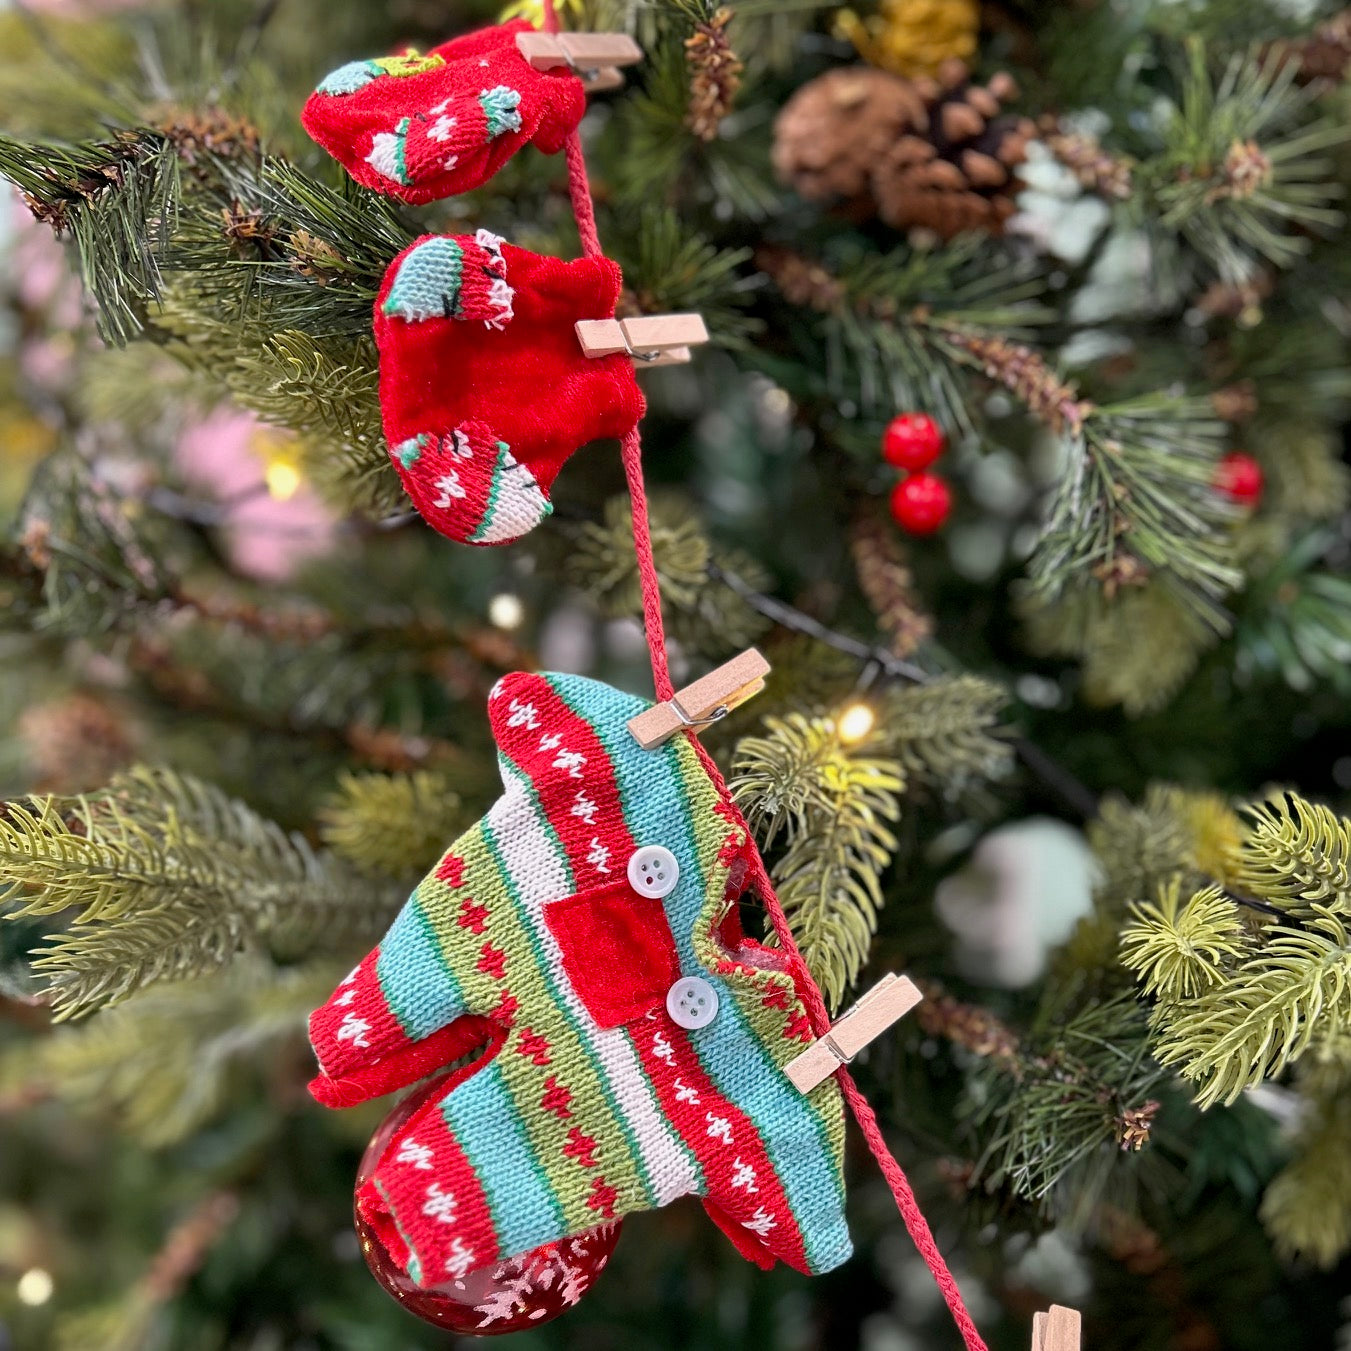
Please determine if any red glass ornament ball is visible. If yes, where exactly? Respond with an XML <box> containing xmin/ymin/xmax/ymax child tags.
<box><xmin>1215</xmin><ymin>451</ymin><xmax>1264</xmax><ymax>506</ymax></box>
<box><xmin>354</xmin><ymin>1073</ymin><xmax>622</xmax><ymax>1335</ymax></box>
<box><xmin>889</xmin><ymin>472</ymin><xmax>952</xmax><ymax>535</ymax></box>
<box><xmin>882</xmin><ymin>412</ymin><xmax>946</xmax><ymax>470</ymax></box>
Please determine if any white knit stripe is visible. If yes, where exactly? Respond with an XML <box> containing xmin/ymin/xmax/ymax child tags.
<box><xmin>490</xmin><ymin>762</ymin><xmax>700</xmax><ymax>1206</ymax></box>
<box><xmin>472</xmin><ymin>447</ymin><xmax>550</xmax><ymax>544</ymax></box>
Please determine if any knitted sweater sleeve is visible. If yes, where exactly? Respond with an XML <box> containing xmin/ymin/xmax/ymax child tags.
<box><xmin>308</xmin><ymin>828</ymin><xmax>506</xmax><ymax>1108</ymax></box>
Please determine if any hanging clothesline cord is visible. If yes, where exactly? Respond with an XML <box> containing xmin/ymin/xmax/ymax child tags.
<box><xmin>538</xmin><ymin>4</ymin><xmax>987</xmax><ymax>1344</ymax></box>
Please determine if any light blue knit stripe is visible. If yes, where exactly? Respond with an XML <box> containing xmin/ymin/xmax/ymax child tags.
<box><xmin>317</xmin><ymin>59</ymin><xmax>380</xmax><ymax>95</ymax></box>
<box><xmin>440</xmin><ymin>1058</ymin><xmax>565</xmax><ymax>1256</ymax></box>
<box><xmin>376</xmin><ymin>893</ymin><xmax>466</xmax><ymax>1041</ymax></box>
<box><xmin>383</xmin><ymin>236</ymin><xmax>464</xmax><ymax>320</ymax></box>
<box><xmin>553</xmin><ymin>674</ymin><xmax>852</xmax><ymax>1273</ymax></box>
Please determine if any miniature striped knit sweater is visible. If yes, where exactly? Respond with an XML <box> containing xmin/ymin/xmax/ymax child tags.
<box><xmin>302</xmin><ymin>19</ymin><xmax>587</xmax><ymax>204</ymax></box>
<box><xmin>309</xmin><ymin>671</ymin><xmax>852</xmax><ymax>1286</ymax></box>
<box><xmin>374</xmin><ymin>231</ymin><xmax>645</xmax><ymax>547</ymax></box>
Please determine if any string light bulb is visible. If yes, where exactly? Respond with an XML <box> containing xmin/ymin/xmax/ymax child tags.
<box><xmin>252</xmin><ymin>430</ymin><xmax>305</xmax><ymax>501</ymax></box>
<box><xmin>837</xmin><ymin>702</ymin><xmax>876</xmax><ymax>745</ymax></box>
<box><xmin>488</xmin><ymin>592</ymin><xmax>525</xmax><ymax>630</ymax></box>
<box><xmin>17</xmin><ymin>1268</ymin><xmax>53</xmax><ymax>1306</ymax></box>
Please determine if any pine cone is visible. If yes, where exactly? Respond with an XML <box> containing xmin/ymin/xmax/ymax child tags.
<box><xmin>772</xmin><ymin>66</ymin><xmax>929</xmax><ymax>205</ymax></box>
<box><xmin>18</xmin><ymin>692</ymin><xmax>135</xmax><ymax>793</ymax></box>
<box><xmin>773</xmin><ymin>62</ymin><xmax>1032</xmax><ymax>239</ymax></box>
<box><xmin>1267</xmin><ymin>9</ymin><xmax>1351</xmax><ymax>84</ymax></box>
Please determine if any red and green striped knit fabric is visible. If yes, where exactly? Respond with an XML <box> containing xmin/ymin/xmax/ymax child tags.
<box><xmin>309</xmin><ymin>671</ymin><xmax>851</xmax><ymax>1286</ymax></box>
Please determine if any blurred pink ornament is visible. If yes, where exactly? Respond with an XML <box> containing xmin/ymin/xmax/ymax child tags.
<box><xmin>9</xmin><ymin>194</ymin><xmax>85</xmax><ymax>324</ymax></box>
<box><xmin>175</xmin><ymin>409</ymin><xmax>338</xmax><ymax>583</ymax></box>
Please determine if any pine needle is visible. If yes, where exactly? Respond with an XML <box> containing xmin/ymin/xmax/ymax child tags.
<box><xmin>1</xmin><ymin>767</ymin><xmax>399</xmax><ymax>1017</ymax></box>
<box><xmin>732</xmin><ymin>713</ymin><xmax>903</xmax><ymax>1009</ymax></box>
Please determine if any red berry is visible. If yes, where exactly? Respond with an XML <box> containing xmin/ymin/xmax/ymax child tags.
<box><xmin>889</xmin><ymin>472</ymin><xmax>952</xmax><ymax>535</ymax></box>
<box><xmin>1215</xmin><ymin>451</ymin><xmax>1264</xmax><ymax>506</ymax></box>
<box><xmin>882</xmin><ymin>412</ymin><xmax>946</xmax><ymax>470</ymax></box>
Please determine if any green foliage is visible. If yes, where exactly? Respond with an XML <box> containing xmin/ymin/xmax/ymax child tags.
<box><xmin>964</xmin><ymin>991</ymin><xmax>1167</xmax><ymax>1207</ymax></box>
<box><xmin>1123</xmin><ymin>793</ymin><xmax>1351</xmax><ymax>1109</ymax></box>
<box><xmin>1089</xmin><ymin>785</ymin><xmax>1196</xmax><ymax>910</ymax></box>
<box><xmin>0</xmin><ymin>13</ymin><xmax>136</xmax><ymax>138</ymax></box>
<box><xmin>1028</xmin><ymin>397</ymin><xmax>1240</xmax><ymax>628</ymax></box>
<box><xmin>608</xmin><ymin>26</ymin><xmax>777</xmax><ymax>218</ymax></box>
<box><xmin>2</xmin><ymin>959</ymin><xmax>334</xmax><ymax>1146</ymax></box>
<box><xmin>11</xmin><ymin>448</ymin><xmax>183</xmax><ymax>636</ymax></box>
<box><xmin>0</xmin><ymin>767</ymin><xmax>397</xmax><ymax>1017</ymax></box>
<box><xmin>1260</xmin><ymin>1063</ymin><xmax>1351</xmax><ymax>1268</ymax></box>
<box><xmin>732</xmin><ymin>712</ymin><xmax>903</xmax><ymax>1010</ymax></box>
<box><xmin>0</xmin><ymin>131</ymin><xmax>181</xmax><ymax>344</ymax></box>
<box><xmin>876</xmin><ymin>676</ymin><xmax>1011</xmax><ymax>795</ymax></box>
<box><xmin>1150</xmin><ymin>906</ymin><xmax>1350</xmax><ymax>1108</ymax></box>
<box><xmin>1262</xmin><ymin>425</ymin><xmax>1350</xmax><ymax>520</ymax></box>
<box><xmin>816</xmin><ymin>238</ymin><xmax>1050</xmax><ymax>435</ymax></box>
<box><xmin>1120</xmin><ymin>880</ymin><xmax>1247</xmax><ymax>1000</ymax></box>
<box><xmin>1234</xmin><ymin>794</ymin><xmax>1351</xmax><ymax>912</ymax></box>
<box><xmin>566</xmin><ymin>495</ymin><xmax>772</xmax><ymax>653</ymax></box>
<box><xmin>1023</xmin><ymin>580</ymin><xmax>1224</xmax><ymax>716</ymax></box>
<box><xmin>319</xmin><ymin>770</ymin><xmax>467</xmax><ymax>879</ymax></box>
<box><xmin>609</xmin><ymin>205</ymin><xmax>759</xmax><ymax>349</ymax></box>
<box><xmin>1149</xmin><ymin>43</ymin><xmax>1346</xmax><ymax>282</ymax></box>
<box><xmin>1237</xmin><ymin>531</ymin><xmax>1351</xmax><ymax>695</ymax></box>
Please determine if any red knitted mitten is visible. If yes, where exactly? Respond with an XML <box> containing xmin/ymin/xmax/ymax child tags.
<box><xmin>376</xmin><ymin>231</ymin><xmax>645</xmax><ymax>546</ymax></box>
<box><xmin>302</xmin><ymin>19</ymin><xmax>586</xmax><ymax>204</ymax></box>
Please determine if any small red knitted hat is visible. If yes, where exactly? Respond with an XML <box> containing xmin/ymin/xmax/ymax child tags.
<box><xmin>302</xmin><ymin>19</ymin><xmax>587</xmax><ymax>204</ymax></box>
<box><xmin>376</xmin><ymin>230</ymin><xmax>645</xmax><ymax>545</ymax></box>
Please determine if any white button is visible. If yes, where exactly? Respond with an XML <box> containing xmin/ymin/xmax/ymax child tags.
<box><xmin>627</xmin><ymin>845</ymin><xmax>679</xmax><ymax>899</ymax></box>
<box><xmin>666</xmin><ymin>976</ymin><xmax>718</xmax><ymax>1030</ymax></box>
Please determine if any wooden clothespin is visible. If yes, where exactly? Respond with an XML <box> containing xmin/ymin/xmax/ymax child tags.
<box><xmin>628</xmin><ymin>649</ymin><xmax>769</xmax><ymax>750</ymax></box>
<box><xmin>1032</xmin><ymin>1306</ymin><xmax>1081</xmax><ymax>1351</ymax></box>
<box><xmin>516</xmin><ymin>31</ymin><xmax>643</xmax><ymax>93</ymax></box>
<box><xmin>784</xmin><ymin>974</ymin><xmax>922</xmax><ymax>1093</ymax></box>
<box><xmin>576</xmin><ymin>314</ymin><xmax>710</xmax><ymax>368</ymax></box>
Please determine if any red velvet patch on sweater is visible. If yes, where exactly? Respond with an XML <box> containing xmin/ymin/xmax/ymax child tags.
<box><xmin>544</xmin><ymin>881</ymin><xmax>680</xmax><ymax>1028</ymax></box>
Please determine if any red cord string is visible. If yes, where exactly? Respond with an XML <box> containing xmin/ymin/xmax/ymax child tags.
<box><xmin>539</xmin><ymin>3</ymin><xmax>986</xmax><ymax>1345</ymax></box>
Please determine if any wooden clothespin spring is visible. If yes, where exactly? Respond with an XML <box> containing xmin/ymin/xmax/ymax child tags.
<box><xmin>784</xmin><ymin>974</ymin><xmax>922</xmax><ymax>1094</ymax></box>
<box><xmin>516</xmin><ymin>31</ymin><xmax>643</xmax><ymax>93</ymax></box>
<box><xmin>576</xmin><ymin>314</ymin><xmax>710</xmax><ymax>369</ymax></box>
<box><xmin>1032</xmin><ymin>1306</ymin><xmax>1081</xmax><ymax>1351</ymax></box>
<box><xmin>627</xmin><ymin>649</ymin><xmax>769</xmax><ymax>750</ymax></box>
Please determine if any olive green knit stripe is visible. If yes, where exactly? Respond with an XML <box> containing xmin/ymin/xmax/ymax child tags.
<box><xmin>479</xmin><ymin>813</ymin><xmax>652</xmax><ymax>1224</ymax></box>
